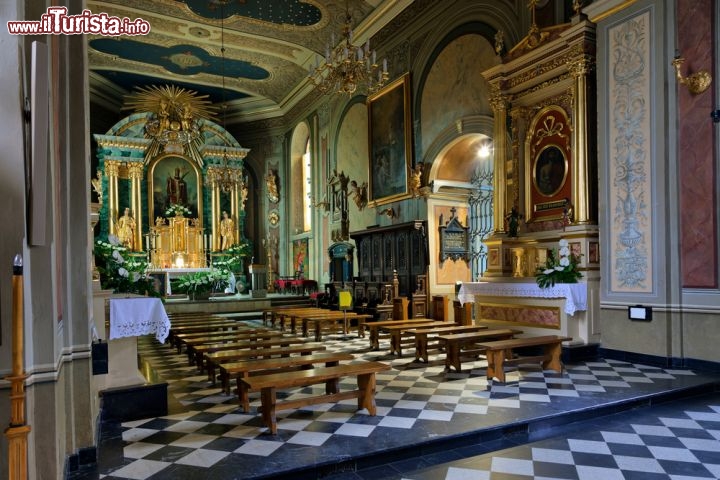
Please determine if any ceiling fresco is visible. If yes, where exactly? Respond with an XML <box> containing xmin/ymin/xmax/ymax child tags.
<box><xmin>88</xmin><ymin>0</ymin><xmax>408</xmax><ymax>122</ymax></box>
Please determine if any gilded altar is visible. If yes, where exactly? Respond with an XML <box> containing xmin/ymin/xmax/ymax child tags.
<box><xmin>93</xmin><ymin>87</ymin><xmax>251</xmax><ymax>265</ymax></box>
<box><xmin>150</xmin><ymin>214</ymin><xmax>206</xmax><ymax>268</ymax></box>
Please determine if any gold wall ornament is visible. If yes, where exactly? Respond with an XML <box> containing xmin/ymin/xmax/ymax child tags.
<box><xmin>122</xmin><ymin>85</ymin><xmax>217</xmax><ymax>164</ymax></box>
<box><xmin>671</xmin><ymin>56</ymin><xmax>712</xmax><ymax>95</ymax></box>
<box><xmin>265</xmin><ymin>169</ymin><xmax>280</xmax><ymax>203</ymax></box>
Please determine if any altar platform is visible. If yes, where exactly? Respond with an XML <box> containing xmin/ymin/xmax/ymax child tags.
<box><xmin>89</xmin><ymin>322</ymin><xmax>720</xmax><ymax>480</ymax></box>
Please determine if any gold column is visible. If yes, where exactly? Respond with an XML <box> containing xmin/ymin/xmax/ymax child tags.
<box><xmin>104</xmin><ymin>160</ymin><xmax>121</xmax><ymax>235</ymax></box>
<box><xmin>569</xmin><ymin>57</ymin><xmax>592</xmax><ymax>224</ymax></box>
<box><xmin>231</xmin><ymin>181</ymin><xmax>239</xmax><ymax>246</ymax></box>
<box><xmin>211</xmin><ymin>182</ymin><xmax>220</xmax><ymax>251</ymax></box>
<box><xmin>489</xmin><ymin>88</ymin><xmax>508</xmax><ymax>234</ymax></box>
<box><xmin>5</xmin><ymin>255</ymin><xmax>30</xmax><ymax>480</ymax></box>
<box><xmin>127</xmin><ymin>162</ymin><xmax>144</xmax><ymax>251</ymax></box>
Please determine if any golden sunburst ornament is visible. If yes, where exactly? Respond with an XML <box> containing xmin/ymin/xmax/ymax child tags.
<box><xmin>123</xmin><ymin>85</ymin><xmax>218</xmax><ymax>165</ymax></box>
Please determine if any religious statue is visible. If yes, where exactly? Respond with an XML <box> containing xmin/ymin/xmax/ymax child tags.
<box><xmin>349</xmin><ymin>180</ymin><xmax>368</xmax><ymax>210</ymax></box>
<box><xmin>240</xmin><ymin>180</ymin><xmax>249</xmax><ymax>211</ymax></box>
<box><xmin>155</xmin><ymin>216</ymin><xmax>166</xmax><ymax>227</ymax></box>
<box><xmin>220</xmin><ymin>211</ymin><xmax>235</xmax><ymax>251</ymax></box>
<box><xmin>494</xmin><ymin>29</ymin><xmax>504</xmax><ymax>56</ymax></box>
<box><xmin>167</xmin><ymin>167</ymin><xmax>189</xmax><ymax>206</ymax></box>
<box><xmin>265</xmin><ymin>169</ymin><xmax>279</xmax><ymax>203</ymax></box>
<box><xmin>563</xmin><ymin>198</ymin><xmax>574</xmax><ymax>229</ymax></box>
<box><xmin>505</xmin><ymin>206</ymin><xmax>523</xmax><ymax>237</ymax></box>
<box><xmin>90</xmin><ymin>169</ymin><xmax>103</xmax><ymax>206</ymax></box>
<box><xmin>117</xmin><ymin>207</ymin><xmax>136</xmax><ymax>250</ymax></box>
<box><xmin>409</xmin><ymin>162</ymin><xmax>425</xmax><ymax>198</ymax></box>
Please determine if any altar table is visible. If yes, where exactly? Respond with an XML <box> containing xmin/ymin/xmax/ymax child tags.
<box><xmin>458</xmin><ymin>282</ymin><xmax>587</xmax><ymax>316</ymax></box>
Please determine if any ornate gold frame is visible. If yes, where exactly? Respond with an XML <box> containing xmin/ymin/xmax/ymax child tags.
<box><xmin>147</xmin><ymin>153</ymin><xmax>203</xmax><ymax>227</ymax></box>
<box><xmin>367</xmin><ymin>73</ymin><xmax>412</xmax><ymax>207</ymax></box>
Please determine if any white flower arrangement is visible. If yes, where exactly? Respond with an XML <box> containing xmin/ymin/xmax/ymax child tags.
<box><xmin>164</xmin><ymin>204</ymin><xmax>192</xmax><ymax>217</ymax></box>
<box><xmin>94</xmin><ymin>236</ymin><xmax>160</xmax><ymax>296</ymax></box>
<box><xmin>535</xmin><ymin>238</ymin><xmax>583</xmax><ymax>289</ymax></box>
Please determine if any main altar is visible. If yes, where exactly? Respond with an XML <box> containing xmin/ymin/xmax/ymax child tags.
<box><xmin>93</xmin><ymin>85</ymin><xmax>250</xmax><ymax>270</ymax></box>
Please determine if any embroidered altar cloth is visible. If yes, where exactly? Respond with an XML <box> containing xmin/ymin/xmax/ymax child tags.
<box><xmin>458</xmin><ymin>282</ymin><xmax>587</xmax><ymax>316</ymax></box>
<box><xmin>110</xmin><ymin>297</ymin><xmax>170</xmax><ymax>343</ymax></box>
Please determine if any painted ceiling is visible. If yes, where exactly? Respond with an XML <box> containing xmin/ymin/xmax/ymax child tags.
<box><xmin>88</xmin><ymin>0</ymin><xmax>408</xmax><ymax>123</ymax></box>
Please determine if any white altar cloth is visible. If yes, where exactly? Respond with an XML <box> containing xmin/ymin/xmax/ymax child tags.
<box><xmin>458</xmin><ymin>282</ymin><xmax>587</xmax><ymax>316</ymax></box>
<box><xmin>110</xmin><ymin>297</ymin><xmax>170</xmax><ymax>343</ymax></box>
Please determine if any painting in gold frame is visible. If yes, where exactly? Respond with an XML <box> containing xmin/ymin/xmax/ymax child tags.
<box><xmin>367</xmin><ymin>73</ymin><xmax>412</xmax><ymax>206</ymax></box>
<box><xmin>147</xmin><ymin>154</ymin><xmax>203</xmax><ymax>224</ymax></box>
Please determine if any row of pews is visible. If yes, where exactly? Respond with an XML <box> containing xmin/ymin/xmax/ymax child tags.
<box><xmin>167</xmin><ymin>311</ymin><xmax>388</xmax><ymax>434</ymax></box>
<box><xmin>165</xmin><ymin>303</ymin><xmax>571</xmax><ymax>433</ymax></box>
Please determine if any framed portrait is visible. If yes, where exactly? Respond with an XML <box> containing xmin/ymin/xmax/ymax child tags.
<box><xmin>526</xmin><ymin>106</ymin><xmax>572</xmax><ymax>222</ymax></box>
<box><xmin>147</xmin><ymin>154</ymin><xmax>203</xmax><ymax>223</ymax></box>
<box><xmin>367</xmin><ymin>73</ymin><xmax>412</xmax><ymax>206</ymax></box>
<box><xmin>533</xmin><ymin>145</ymin><xmax>568</xmax><ymax>197</ymax></box>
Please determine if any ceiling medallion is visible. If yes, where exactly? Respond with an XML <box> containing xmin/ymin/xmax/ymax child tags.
<box><xmin>308</xmin><ymin>9</ymin><xmax>389</xmax><ymax>96</ymax></box>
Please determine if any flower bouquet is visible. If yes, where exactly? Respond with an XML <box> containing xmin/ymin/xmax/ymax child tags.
<box><xmin>535</xmin><ymin>239</ymin><xmax>583</xmax><ymax>289</ymax></box>
<box><xmin>172</xmin><ymin>268</ymin><xmax>228</xmax><ymax>299</ymax></box>
<box><xmin>165</xmin><ymin>204</ymin><xmax>191</xmax><ymax>217</ymax></box>
<box><xmin>94</xmin><ymin>235</ymin><xmax>160</xmax><ymax>296</ymax></box>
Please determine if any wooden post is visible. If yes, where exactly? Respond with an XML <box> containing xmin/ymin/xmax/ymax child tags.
<box><xmin>5</xmin><ymin>254</ymin><xmax>30</xmax><ymax>480</ymax></box>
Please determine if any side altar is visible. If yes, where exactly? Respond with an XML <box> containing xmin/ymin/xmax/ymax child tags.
<box><xmin>469</xmin><ymin>10</ymin><xmax>600</xmax><ymax>347</ymax></box>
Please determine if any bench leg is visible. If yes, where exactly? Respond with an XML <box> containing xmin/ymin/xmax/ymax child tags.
<box><xmin>357</xmin><ymin>373</ymin><xmax>377</xmax><ymax>415</ymax></box>
<box><xmin>389</xmin><ymin>332</ymin><xmax>400</xmax><ymax>356</ymax></box>
<box><xmin>260</xmin><ymin>387</ymin><xmax>278</xmax><ymax>434</ymax></box>
<box><xmin>445</xmin><ymin>342</ymin><xmax>461</xmax><ymax>372</ymax></box>
<box><xmin>237</xmin><ymin>373</ymin><xmax>251</xmax><ymax>412</ymax></box>
<box><xmin>414</xmin><ymin>334</ymin><xmax>424</xmax><ymax>362</ymax></box>
<box><xmin>370</xmin><ymin>328</ymin><xmax>380</xmax><ymax>350</ymax></box>
<box><xmin>358</xmin><ymin>319</ymin><xmax>366</xmax><ymax>338</ymax></box>
<box><xmin>326</xmin><ymin>378</ymin><xmax>339</xmax><ymax>395</ymax></box>
<box><xmin>302</xmin><ymin>320</ymin><xmax>309</xmax><ymax>338</ymax></box>
<box><xmin>542</xmin><ymin>342</ymin><xmax>563</xmax><ymax>373</ymax></box>
<box><xmin>315</xmin><ymin>322</ymin><xmax>323</xmax><ymax>342</ymax></box>
<box><xmin>486</xmin><ymin>349</ymin><xmax>506</xmax><ymax>383</ymax></box>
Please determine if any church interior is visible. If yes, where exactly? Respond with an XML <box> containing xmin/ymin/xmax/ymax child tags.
<box><xmin>0</xmin><ymin>0</ymin><xmax>719</xmax><ymax>479</ymax></box>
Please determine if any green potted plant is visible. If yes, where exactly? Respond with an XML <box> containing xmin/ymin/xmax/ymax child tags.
<box><xmin>94</xmin><ymin>235</ymin><xmax>161</xmax><ymax>297</ymax></box>
<box><xmin>172</xmin><ymin>269</ymin><xmax>228</xmax><ymax>300</ymax></box>
<box><xmin>535</xmin><ymin>238</ymin><xmax>583</xmax><ymax>289</ymax></box>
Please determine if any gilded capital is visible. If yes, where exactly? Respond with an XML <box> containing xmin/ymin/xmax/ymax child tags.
<box><xmin>104</xmin><ymin>160</ymin><xmax>121</xmax><ymax>177</ymax></box>
<box><xmin>127</xmin><ymin>162</ymin><xmax>144</xmax><ymax>180</ymax></box>
<box><xmin>568</xmin><ymin>57</ymin><xmax>592</xmax><ymax>78</ymax></box>
<box><xmin>489</xmin><ymin>92</ymin><xmax>507</xmax><ymax>114</ymax></box>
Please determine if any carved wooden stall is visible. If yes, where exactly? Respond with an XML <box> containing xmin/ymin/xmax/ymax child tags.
<box><xmin>350</xmin><ymin>221</ymin><xmax>428</xmax><ymax>318</ymax></box>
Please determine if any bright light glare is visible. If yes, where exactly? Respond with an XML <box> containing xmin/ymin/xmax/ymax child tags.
<box><xmin>478</xmin><ymin>144</ymin><xmax>491</xmax><ymax>158</ymax></box>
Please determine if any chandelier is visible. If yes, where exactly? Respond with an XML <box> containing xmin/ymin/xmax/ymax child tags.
<box><xmin>308</xmin><ymin>10</ymin><xmax>389</xmax><ymax>96</ymax></box>
<box><xmin>205</xmin><ymin>150</ymin><xmax>245</xmax><ymax>194</ymax></box>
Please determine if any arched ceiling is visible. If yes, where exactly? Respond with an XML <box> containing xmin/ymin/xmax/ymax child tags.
<box><xmin>434</xmin><ymin>135</ymin><xmax>491</xmax><ymax>182</ymax></box>
<box><xmin>88</xmin><ymin>0</ymin><xmax>411</xmax><ymax>123</ymax></box>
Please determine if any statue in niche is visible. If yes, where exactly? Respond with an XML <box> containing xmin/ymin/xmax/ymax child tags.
<box><xmin>166</xmin><ymin>167</ymin><xmax>189</xmax><ymax>206</ymax></box>
<box><xmin>117</xmin><ymin>207</ymin><xmax>136</xmax><ymax>250</ymax></box>
<box><xmin>265</xmin><ymin>169</ymin><xmax>279</xmax><ymax>203</ymax></box>
<box><xmin>240</xmin><ymin>180</ymin><xmax>249</xmax><ymax>211</ymax></box>
<box><xmin>220</xmin><ymin>211</ymin><xmax>235</xmax><ymax>250</ymax></box>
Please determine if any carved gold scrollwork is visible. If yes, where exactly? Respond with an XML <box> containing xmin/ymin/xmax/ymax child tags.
<box><xmin>671</xmin><ymin>56</ymin><xmax>712</xmax><ymax>95</ymax></box>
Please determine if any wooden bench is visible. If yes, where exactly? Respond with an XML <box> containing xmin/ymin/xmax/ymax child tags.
<box><xmin>240</xmin><ymin>361</ymin><xmax>390</xmax><ymax>434</ymax></box>
<box><xmin>181</xmin><ymin>331</ymin><xmax>284</xmax><ymax>363</ymax></box>
<box><xmin>191</xmin><ymin>336</ymin><xmax>308</xmax><ymax>370</ymax></box>
<box><xmin>364</xmin><ymin>318</ymin><xmax>444</xmax><ymax>350</ymax></box>
<box><xmin>379</xmin><ymin>321</ymin><xmax>449</xmax><ymax>356</ymax></box>
<box><xmin>207</xmin><ymin>343</ymin><xmax>327</xmax><ymax>385</ymax></box>
<box><xmin>302</xmin><ymin>313</ymin><xmax>373</xmax><ymax>341</ymax></box>
<box><xmin>476</xmin><ymin>335</ymin><xmax>572</xmax><ymax>383</ymax></box>
<box><xmin>437</xmin><ymin>329</ymin><xmax>522</xmax><ymax>372</ymax></box>
<box><xmin>273</xmin><ymin>308</ymin><xmax>329</xmax><ymax>330</ymax></box>
<box><xmin>223</xmin><ymin>352</ymin><xmax>355</xmax><ymax>409</ymax></box>
<box><xmin>173</xmin><ymin>327</ymin><xmax>273</xmax><ymax>353</ymax></box>
<box><xmin>413</xmin><ymin>324</ymin><xmax>488</xmax><ymax>363</ymax></box>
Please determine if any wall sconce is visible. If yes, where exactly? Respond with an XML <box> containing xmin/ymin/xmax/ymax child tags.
<box><xmin>671</xmin><ymin>56</ymin><xmax>712</xmax><ymax>95</ymax></box>
<box><xmin>378</xmin><ymin>207</ymin><xmax>396</xmax><ymax>219</ymax></box>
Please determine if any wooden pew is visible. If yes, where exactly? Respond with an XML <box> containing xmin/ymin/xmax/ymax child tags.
<box><xmin>208</xmin><ymin>343</ymin><xmax>327</xmax><ymax>386</ymax></box>
<box><xmin>302</xmin><ymin>313</ymin><xmax>373</xmax><ymax>341</ymax></box>
<box><xmin>413</xmin><ymin>324</ymin><xmax>488</xmax><ymax>363</ymax></box>
<box><xmin>437</xmin><ymin>329</ymin><xmax>522</xmax><ymax>372</ymax></box>
<box><xmin>476</xmin><ymin>335</ymin><xmax>572</xmax><ymax>383</ymax></box>
<box><xmin>379</xmin><ymin>321</ymin><xmax>449</xmax><ymax>356</ymax></box>
<box><xmin>240</xmin><ymin>361</ymin><xmax>390</xmax><ymax>434</ymax></box>
<box><xmin>173</xmin><ymin>326</ymin><xmax>273</xmax><ymax>353</ymax></box>
<box><xmin>224</xmin><ymin>352</ymin><xmax>355</xmax><ymax>408</ymax></box>
<box><xmin>168</xmin><ymin>320</ymin><xmax>240</xmax><ymax>347</ymax></box>
<box><xmin>364</xmin><ymin>318</ymin><xmax>445</xmax><ymax>350</ymax></box>
<box><xmin>191</xmin><ymin>336</ymin><xmax>308</xmax><ymax>370</ymax></box>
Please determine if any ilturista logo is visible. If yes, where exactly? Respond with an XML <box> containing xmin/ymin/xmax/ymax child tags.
<box><xmin>7</xmin><ymin>7</ymin><xmax>150</xmax><ymax>36</ymax></box>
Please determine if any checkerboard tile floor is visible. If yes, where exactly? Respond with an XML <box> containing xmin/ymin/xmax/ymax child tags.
<box><xmin>96</xmin><ymin>323</ymin><xmax>718</xmax><ymax>479</ymax></box>
<box><xmin>402</xmin><ymin>392</ymin><xmax>720</xmax><ymax>480</ymax></box>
